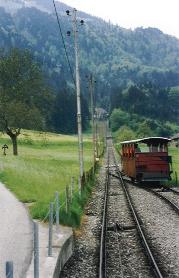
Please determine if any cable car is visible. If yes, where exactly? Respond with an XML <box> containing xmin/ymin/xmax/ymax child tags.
<box><xmin>120</xmin><ymin>137</ymin><xmax>172</xmax><ymax>182</ymax></box>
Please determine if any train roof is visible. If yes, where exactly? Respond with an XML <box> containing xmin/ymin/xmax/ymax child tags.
<box><xmin>120</xmin><ymin>137</ymin><xmax>171</xmax><ymax>145</ymax></box>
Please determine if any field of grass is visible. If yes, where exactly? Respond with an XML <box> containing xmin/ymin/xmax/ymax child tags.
<box><xmin>169</xmin><ymin>145</ymin><xmax>179</xmax><ymax>186</ymax></box>
<box><xmin>0</xmin><ymin>130</ymin><xmax>94</xmax><ymax>221</ymax></box>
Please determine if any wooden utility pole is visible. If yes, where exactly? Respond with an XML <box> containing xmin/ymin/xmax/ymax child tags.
<box><xmin>67</xmin><ymin>9</ymin><xmax>84</xmax><ymax>179</ymax></box>
<box><xmin>73</xmin><ymin>9</ymin><xmax>84</xmax><ymax>179</ymax></box>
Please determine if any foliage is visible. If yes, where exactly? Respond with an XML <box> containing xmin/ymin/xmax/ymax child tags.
<box><xmin>136</xmin><ymin>120</ymin><xmax>153</xmax><ymax>138</ymax></box>
<box><xmin>51</xmin><ymin>89</ymin><xmax>89</xmax><ymax>134</ymax></box>
<box><xmin>114</xmin><ymin>126</ymin><xmax>136</xmax><ymax>142</ymax></box>
<box><xmin>1</xmin><ymin>4</ymin><xmax>179</xmax><ymax>108</ymax></box>
<box><xmin>0</xmin><ymin>47</ymin><xmax>90</xmax><ymax>150</ymax></box>
<box><xmin>169</xmin><ymin>146</ymin><xmax>179</xmax><ymax>187</ymax></box>
<box><xmin>110</xmin><ymin>108</ymin><xmax>130</xmax><ymax>132</ymax></box>
<box><xmin>110</xmin><ymin>108</ymin><xmax>179</xmax><ymax>138</ymax></box>
<box><xmin>111</xmin><ymin>83</ymin><xmax>179</xmax><ymax>126</ymax></box>
<box><xmin>0</xmin><ymin>2</ymin><xmax>178</xmax><ymax>140</ymax></box>
<box><xmin>0</xmin><ymin>48</ymin><xmax>52</xmax><ymax>154</ymax></box>
<box><xmin>59</xmin><ymin>172</ymin><xmax>97</xmax><ymax>227</ymax></box>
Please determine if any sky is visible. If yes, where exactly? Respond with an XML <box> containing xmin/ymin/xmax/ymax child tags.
<box><xmin>58</xmin><ymin>0</ymin><xmax>179</xmax><ymax>38</ymax></box>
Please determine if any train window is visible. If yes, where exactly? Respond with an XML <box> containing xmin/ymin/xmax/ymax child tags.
<box><xmin>152</xmin><ymin>146</ymin><xmax>158</xmax><ymax>152</ymax></box>
<box><xmin>148</xmin><ymin>144</ymin><xmax>168</xmax><ymax>152</ymax></box>
<box><xmin>134</xmin><ymin>144</ymin><xmax>141</xmax><ymax>152</ymax></box>
<box><xmin>163</xmin><ymin>144</ymin><xmax>168</xmax><ymax>152</ymax></box>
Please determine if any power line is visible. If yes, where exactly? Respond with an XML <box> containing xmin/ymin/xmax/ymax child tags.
<box><xmin>52</xmin><ymin>0</ymin><xmax>75</xmax><ymax>86</ymax></box>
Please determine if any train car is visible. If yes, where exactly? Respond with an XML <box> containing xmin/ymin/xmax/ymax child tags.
<box><xmin>120</xmin><ymin>137</ymin><xmax>172</xmax><ymax>182</ymax></box>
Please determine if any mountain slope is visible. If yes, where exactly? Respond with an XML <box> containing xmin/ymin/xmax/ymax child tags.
<box><xmin>0</xmin><ymin>0</ymin><xmax>179</xmax><ymax>107</ymax></box>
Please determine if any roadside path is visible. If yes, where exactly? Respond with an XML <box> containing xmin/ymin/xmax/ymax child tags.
<box><xmin>0</xmin><ymin>182</ymin><xmax>33</xmax><ymax>278</ymax></box>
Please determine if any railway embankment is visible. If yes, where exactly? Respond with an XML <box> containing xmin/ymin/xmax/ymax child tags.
<box><xmin>60</xmin><ymin>155</ymin><xmax>107</xmax><ymax>277</ymax></box>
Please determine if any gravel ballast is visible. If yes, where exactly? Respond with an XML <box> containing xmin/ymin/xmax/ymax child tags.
<box><xmin>127</xmin><ymin>183</ymin><xmax>179</xmax><ymax>277</ymax></box>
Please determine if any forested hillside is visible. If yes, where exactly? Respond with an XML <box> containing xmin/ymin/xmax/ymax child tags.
<box><xmin>0</xmin><ymin>0</ymin><xmax>179</xmax><ymax>136</ymax></box>
<box><xmin>1</xmin><ymin>1</ymin><xmax>179</xmax><ymax>98</ymax></box>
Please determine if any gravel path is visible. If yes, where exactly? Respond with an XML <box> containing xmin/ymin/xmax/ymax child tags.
<box><xmin>0</xmin><ymin>182</ymin><xmax>33</xmax><ymax>278</ymax></box>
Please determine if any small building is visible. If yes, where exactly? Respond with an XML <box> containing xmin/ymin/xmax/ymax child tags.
<box><xmin>95</xmin><ymin>108</ymin><xmax>108</xmax><ymax>120</ymax></box>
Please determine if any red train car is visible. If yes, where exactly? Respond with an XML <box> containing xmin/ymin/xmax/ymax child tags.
<box><xmin>120</xmin><ymin>137</ymin><xmax>172</xmax><ymax>182</ymax></box>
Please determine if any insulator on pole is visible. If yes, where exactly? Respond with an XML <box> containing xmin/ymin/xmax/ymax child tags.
<box><xmin>66</xmin><ymin>10</ymin><xmax>70</xmax><ymax>15</ymax></box>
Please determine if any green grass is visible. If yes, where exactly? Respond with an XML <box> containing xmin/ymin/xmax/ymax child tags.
<box><xmin>169</xmin><ymin>145</ymin><xmax>179</xmax><ymax>186</ymax></box>
<box><xmin>0</xmin><ymin>130</ymin><xmax>94</xmax><ymax>222</ymax></box>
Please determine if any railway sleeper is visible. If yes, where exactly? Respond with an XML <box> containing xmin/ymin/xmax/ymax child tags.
<box><xmin>107</xmin><ymin>222</ymin><xmax>136</xmax><ymax>232</ymax></box>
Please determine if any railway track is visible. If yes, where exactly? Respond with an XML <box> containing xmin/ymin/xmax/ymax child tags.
<box><xmin>124</xmin><ymin>182</ymin><xmax>179</xmax><ymax>277</ymax></box>
<box><xmin>144</xmin><ymin>187</ymin><xmax>179</xmax><ymax>214</ymax></box>
<box><xmin>127</xmin><ymin>182</ymin><xmax>179</xmax><ymax>215</ymax></box>
<box><xmin>99</xmin><ymin>140</ymin><xmax>162</xmax><ymax>278</ymax></box>
<box><xmin>60</xmin><ymin>138</ymin><xmax>179</xmax><ymax>278</ymax></box>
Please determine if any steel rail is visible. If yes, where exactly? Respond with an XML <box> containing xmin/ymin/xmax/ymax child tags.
<box><xmin>99</xmin><ymin>148</ymin><xmax>110</xmax><ymax>278</ymax></box>
<box><xmin>146</xmin><ymin>189</ymin><xmax>179</xmax><ymax>214</ymax></box>
<box><xmin>168</xmin><ymin>188</ymin><xmax>179</xmax><ymax>195</ymax></box>
<box><xmin>112</xmin><ymin>148</ymin><xmax>164</xmax><ymax>278</ymax></box>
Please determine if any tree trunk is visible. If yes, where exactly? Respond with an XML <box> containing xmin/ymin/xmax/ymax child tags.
<box><xmin>5</xmin><ymin>127</ymin><xmax>20</xmax><ymax>156</ymax></box>
<box><xmin>11</xmin><ymin>135</ymin><xmax>18</xmax><ymax>155</ymax></box>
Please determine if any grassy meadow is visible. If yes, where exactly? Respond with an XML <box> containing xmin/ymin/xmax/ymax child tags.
<box><xmin>169</xmin><ymin>144</ymin><xmax>179</xmax><ymax>186</ymax></box>
<box><xmin>0</xmin><ymin>130</ymin><xmax>94</xmax><ymax>222</ymax></box>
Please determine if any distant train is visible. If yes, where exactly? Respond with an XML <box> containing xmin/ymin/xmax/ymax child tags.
<box><xmin>120</xmin><ymin>137</ymin><xmax>172</xmax><ymax>183</ymax></box>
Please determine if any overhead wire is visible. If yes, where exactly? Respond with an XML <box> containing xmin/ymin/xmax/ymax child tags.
<box><xmin>52</xmin><ymin>0</ymin><xmax>76</xmax><ymax>86</ymax></box>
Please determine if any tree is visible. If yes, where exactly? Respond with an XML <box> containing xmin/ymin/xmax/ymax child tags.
<box><xmin>0</xmin><ymin>48</ymin><xmax>51</xmax><ymax>155</ymax></box>
<box><xmin>51</xmin><ymin>88</ymin><xmax>90</xmax><ymax>134</ymax></box>
<box><xmin>136</xmin><ymin>120</ymin><xmax>153</xmax><ymax>138</ymax></box>
<box><xmin>110</xmin><ymin>108</ymin><xmax>130</xmax><ymax>132</ymax></box>
<box><xmin>115</xmin><ymin>126</ymin><xmax>136</xmax><ymax>142</ymax></box>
